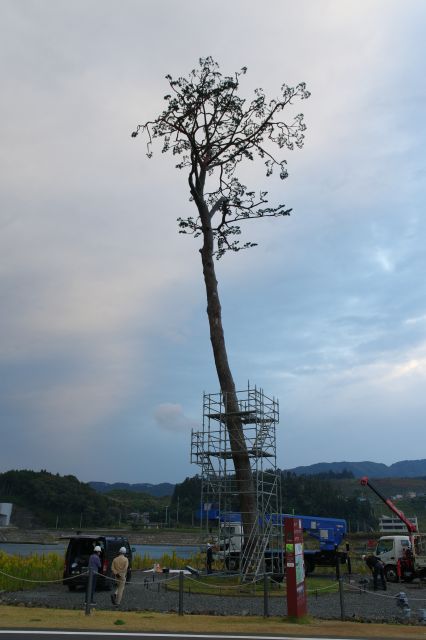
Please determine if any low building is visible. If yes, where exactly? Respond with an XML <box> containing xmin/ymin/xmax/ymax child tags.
<box><xmin>379</xmin><ymin>514</ymin><xmax>418</xmax><ymax>533</ymax></box>
<box><xmin>0</xmin><ymin>503</ymin><xmax>13</xmax><ymax>526</ymax></box>
<box><xmin>128</xmin><ymin>511</ymin><xmax>150</xmax><ymax>525</ymax></box>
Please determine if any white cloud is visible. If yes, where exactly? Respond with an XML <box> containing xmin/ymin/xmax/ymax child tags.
<box><xmin>406</xmin><ymin>315</ymin><xmax>426</xmax><ymax>326</ymax></box>
<box><xmin>153</xmin><ymin>403</ymin><xmax>198</xmax><ymax>434</ymax></box>
<box><xmin>374</xmin><ymin>248</ymin><xmax>395</xmax><ymax>273</ymax></box>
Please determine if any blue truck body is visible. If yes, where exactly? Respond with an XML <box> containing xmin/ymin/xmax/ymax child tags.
<box><xmin>199</xmin><ymin>509</ymin><xmax>348</xmax><ymax>574</ymax></box>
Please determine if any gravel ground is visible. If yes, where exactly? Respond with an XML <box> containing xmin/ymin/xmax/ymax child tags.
<box><xmin>1</xmin><ymin>571</ymin><xmax>426</xmax><ymax>624</ymax></box>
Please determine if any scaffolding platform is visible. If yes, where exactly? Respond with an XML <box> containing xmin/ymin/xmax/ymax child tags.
<box><xmin>191</xmin><ymin>383</ymin><xmax>284</xmax><ymax>581</ymax></box>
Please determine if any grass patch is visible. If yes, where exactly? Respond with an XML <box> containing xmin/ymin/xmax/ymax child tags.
<box><xmin>164</xmin><ymin>573</ymin><xmax>337</xmax><ymax>597</ymax></box>
<box><xmin>0</xmin><ymin>605</ymin><xmax>425</xmax><ymax>639</ymax></box>
<box><xmin>286</xmin><ymin>614</ymin><xmax>312</xmax><ymax>624</ymax></box>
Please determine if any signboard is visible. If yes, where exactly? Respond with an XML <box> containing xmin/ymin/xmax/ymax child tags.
<box><xmin>285</xmin><ymin>517</ymin><xmax>307</xmax><ymax>618</ymax></box>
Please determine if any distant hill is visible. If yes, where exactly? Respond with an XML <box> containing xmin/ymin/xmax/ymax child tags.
<box><xmin>89</xmin><ymin>481</ymin><xmax>174</xmax><ymax>497</ymax></box>
<box><xmin>285</xmin><ymin>459</ymin><xmax>426</xmax><ymax>478</ymax></box>
<box><xmin>0</xmin><ymin>469</ymin><xmax>120</xmax><ymax>528</ymax></box>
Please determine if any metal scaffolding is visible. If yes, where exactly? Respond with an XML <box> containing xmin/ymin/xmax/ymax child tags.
<box><xmin>191</xmin><ymin>383</ymin><xmax>284</xmax><ymax>581</ymax></box>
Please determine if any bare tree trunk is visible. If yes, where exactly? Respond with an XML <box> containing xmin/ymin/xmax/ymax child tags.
<box><xmin>198</xmin><ymin>201</ymin><xmax>256</xmax><ymax>545</ymax></box>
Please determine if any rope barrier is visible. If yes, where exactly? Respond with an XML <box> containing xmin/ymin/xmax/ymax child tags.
<box><xmin>0</xmin><ymin>567</ymin><xmax>88</xmax><ymax>584</ymax></box>
<box><xmin>83</xmin><ymin>571</ymin><xmax>181</xmax><ymax>586</ymax></box>
<box><xmin>184</xmin><ymin>575</ymin><xmax>259</xmax><ymax>591</ymax></box>
<box><xmin>269</xmin><ymin>577</ymin><xmax>285</xmax><ymax>586</ymax></box>
<box><xmin>305</xmin><ymin>583</ymin><xmax>339</xmax><ymax>594</ymax></box>
<box><xmin>343</xmin><ymin>581</ymin><xmax>426</xmax><ymax>602</ymax></box>
<box><xmin>2</xmin><ymin>562</ymin><xmax>425</xmax><ymax>604</ymax></box>
<box><xmin>158</xmin><ymin>574</ymin><xmax>180</xmax><ymax>584</ymax></box>
<box><xmin>0</xmin><ymin>566</ymin><xmax>182</xmax><ymax>588</ymax></box>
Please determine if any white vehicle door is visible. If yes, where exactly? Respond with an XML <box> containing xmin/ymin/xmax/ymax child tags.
<box><xmin>375</xmin><ymin>538</ymin><xmax>396</xmax><ymax>564</ymax></box>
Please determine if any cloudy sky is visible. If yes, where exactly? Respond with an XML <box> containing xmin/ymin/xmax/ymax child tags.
<box><xmin>1</xmin><ymin>0</ymin><xmax>425</xmax><ymax>484</ymax></box>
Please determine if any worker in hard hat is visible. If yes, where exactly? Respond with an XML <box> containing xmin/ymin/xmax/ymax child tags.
<box><xmin>87</xmin><ymin>544</ymin><xmax>102</xmax><ymax>604</ymax></box>
<box><xmin>111</xmin><ymin>546</ymin><xmax>129</xmax><ymax>606</ymax></box>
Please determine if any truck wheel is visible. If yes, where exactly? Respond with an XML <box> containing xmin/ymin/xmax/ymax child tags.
<box><xmin>385</xmin><ymin>565</ymin><xmax>398</xmax><ymax>583</ymax></box>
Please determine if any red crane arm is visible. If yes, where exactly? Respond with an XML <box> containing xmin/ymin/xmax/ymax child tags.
<box><xmin>360</xmin><ymin>476</ymin><xmax>417</xmax><ymax>533</ymax></box>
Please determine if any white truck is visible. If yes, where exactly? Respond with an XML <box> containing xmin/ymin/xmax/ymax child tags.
<box><xmin>360</xmin><ymin>477</ymin><xmax>426</xmax><ymax>582</ymax></box>
<box><xmin>373</xmin><ymin>533</ymin><xmax>426</xmax><ymax>582</ymax></box>
<box><xmin>374</xmin><ymin>535</ymin><xmax>422</xmax><ymax>581</ymax></box>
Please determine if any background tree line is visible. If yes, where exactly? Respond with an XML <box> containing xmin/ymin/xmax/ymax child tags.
<box><xmin>170</xmin><ymin>470</ymin><xmax>376</xmax><ymax>531</ymax></box>
<box><xmin>0</xmin><ymin>470</ymin><xmax>168</xmax><ymax>528</ymax></box>
<box><xmin>0</xmin><ymin>468</ymin><xmax>377</xmax><ymax>530</ymax></box>
<box><xmin>0</xmin><ymin>469</ymin><xmax>120</xmax><ymax>527</ymax></box>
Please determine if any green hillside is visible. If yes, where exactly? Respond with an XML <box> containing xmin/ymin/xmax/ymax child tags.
<box><xmin>0</xmin><ymin>469</ymin><xmax>169</xmax><ymax>529</ymax></box>
<box><xmin>333</xmin><ymin>476</ymin><xmax>426</xmax><ymax>531</ymax></box>
<box><xmin>0</xmin><ymin>469</ymin><xmax>119</xmax><ymax>528</ymax></box>
<box><xmin>105</xmin><ymin>488</ymin><xmax>170</xmax><ymax>525</ymax></box>
<box><xmin>2</xmin><ymin>469</ymin><xmax>425</xmax><ymax>532</ymax></box>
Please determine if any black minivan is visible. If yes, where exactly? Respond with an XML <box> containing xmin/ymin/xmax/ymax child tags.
<box><xmin>63</xmin><ymin>534</ymin><xmax>132</xmax><ymax>591</ymax></box>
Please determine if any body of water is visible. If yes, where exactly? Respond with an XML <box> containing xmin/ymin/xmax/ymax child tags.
<box><xmin>0</xmin><ymin>542</ymin><xmax>199</xmax><ymax>559</ymax></box>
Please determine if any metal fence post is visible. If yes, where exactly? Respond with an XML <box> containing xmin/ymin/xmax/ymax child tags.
<box><xmin>263</xmin><ymin>572</ymin><xmax>269</xmax><ymax>618</ymax></box>
<box><xmin>346</xmin><ymin>543</ymin><xmax>352</xmax><ymax>575</ymax></box>
<box><xmin>85</xmin><ymin>568</ymin><xmax>93</xmax><ymax>616</ymax></box>
<box><xmin>335</xmin><ymin>554</ymin><xmax>345</xmax><ymax>621</ymax></box>
<box><xmin>178</xmin><ymin>571</ymin><xmax>184</xmax><ymax>616</ymax></box>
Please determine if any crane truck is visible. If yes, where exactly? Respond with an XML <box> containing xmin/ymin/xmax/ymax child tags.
<box><xmin>360</xmin><ymin>476</ymin><xmax>426</xmax><ymax>582</ymax></box>
<box><xmin>216</xmin><ymin>512</ymin><xmax>348</xmax><ymax>575</ymax></box>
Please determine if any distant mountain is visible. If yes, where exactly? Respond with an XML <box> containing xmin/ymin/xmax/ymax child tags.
<box><xmin>285</xmin><ymin>459</ymin><xmax>426</xmax><ymax>478</ymax></box>
<box><xmin>89</xmin><ymin>481</ymin><xmax>174</xmax><ymax>497</ymax></box>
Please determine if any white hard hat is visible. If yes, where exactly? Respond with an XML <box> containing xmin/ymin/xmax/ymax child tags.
<box><xmin>119</xmin><ymin>546</ymin><xmax>127</xmax><ymax>554</ymax></box>
<box><xmin>94</xmin><ymin>545</ymin><xmax>102</xmax><ymax>552</ymax></box>
<box><xmin>361</xmin><ymin>554</ymin><xmax>366</xmax><ymax>560</ymax></box>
